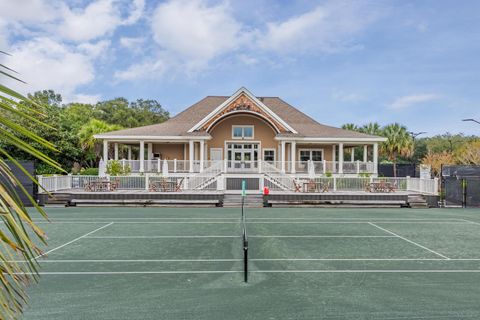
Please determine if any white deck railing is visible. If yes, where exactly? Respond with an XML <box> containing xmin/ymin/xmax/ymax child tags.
<box><xmin>38</xmin><ymin>175</ymin><xmax>439</xmax><ymax>195</ymax></box>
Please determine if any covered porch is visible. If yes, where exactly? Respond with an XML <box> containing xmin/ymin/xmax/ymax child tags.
<box><xmin>101</xmin><ymin>138</ymin><xmax>380</xmax><ymax>176</ymax></box>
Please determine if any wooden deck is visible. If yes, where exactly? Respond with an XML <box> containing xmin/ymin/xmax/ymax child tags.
<box><xmin>38</xmin><ymin>189</ymin><xmax>437</xmax><ymax>208</ymax></box>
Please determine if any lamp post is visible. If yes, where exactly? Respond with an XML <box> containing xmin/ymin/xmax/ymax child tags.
<box><xmin>462</xmin><ymin>118</ymin><xmax>480</xmax><ymax>125</ymax></box>
<box><xmin>408</xmin><ymin>132</ymin><xmax>426</xmax><ymax>173</ymax></box>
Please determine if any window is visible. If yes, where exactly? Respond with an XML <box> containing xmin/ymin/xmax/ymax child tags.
<box><xmin>232</xmin><ymin>126</ymin><xmax>254</xmax><ymax>139</ymax></box>
<box><xmin>299</xmin><ymin>150</ymin><xmax>310</xmax><ymax>162</ymax></box>
<box><xmin>264</xmin><ymin>149</ymin><xmax>275</xmax><ymax>162</ymax></box>
<box><xmin>233</xmin><ymin>127</ymin><xmax>243</xmax><ymax>138</ymax></box>
<box><xmin>299</xmin><ymin>149</ymin><xmax>323</xmax><ymax>162</ymax></box>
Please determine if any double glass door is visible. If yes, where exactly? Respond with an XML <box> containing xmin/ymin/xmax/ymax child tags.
<box><xmin>227</xmin><ymin>143</ymin><xmax>258</xmax><ymax>171</ymax></box>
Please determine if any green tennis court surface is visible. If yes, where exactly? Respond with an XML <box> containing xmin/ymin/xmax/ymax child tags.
<box><xmin>13</xmin><ymin>207</ymin><xmax>480</xmax><ymax>319</ymax></box>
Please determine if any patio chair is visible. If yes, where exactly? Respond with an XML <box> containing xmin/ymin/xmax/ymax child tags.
<box><xmin>110</xmin><ymin>178</ymin><xmax>120</xmax><ymax>191</ymax></box>
<box><xmin>386</xmin><ymin>181</ymin><xmax>396</xmax><ymax>193</ymax></box>
<box><xmin>293</xmin><ymin>179</ymin><xmax>302</xmax><ymax>192</ymax></box>
<box><xmin>174</xmin><ymin>178</ymin><xmax>184</xmax><ymax>192</ymax></box>
<box><xmin>320</xmin><ymin>181</ymin><xmax>330</xmax><ymax>193</ymax></box>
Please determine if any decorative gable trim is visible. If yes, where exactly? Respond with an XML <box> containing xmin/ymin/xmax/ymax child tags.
<box><xmin>188</xmin><ymin>87</ymin><xmax>297</xmax><ymax>134</ymax></box>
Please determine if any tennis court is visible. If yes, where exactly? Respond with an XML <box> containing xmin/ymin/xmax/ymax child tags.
<box><xmin>15</xmin><ymin>207</ymin><xmax>480</xmax><ymax>319</ymax></box>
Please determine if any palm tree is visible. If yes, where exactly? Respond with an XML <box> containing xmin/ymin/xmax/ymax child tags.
<box><xmin>1</xmin><ymin>52</ymin><xmax>62</xmax><ymax>318</ymax></box>
<box><xmin>78</xmin><ymin>119</ymin><xmax>122</xmax><ymax>167</ymax></box>
<box><xmin>360</xmin><ymin>122</ymin><xmax>382</xmax><ymax>136</ymax></box>
<box><xmin>341</xmin><ymin>123</ymin><xmax>360</xmax><ymax>132</ymax></box>
<box><xmin>381</xmin><ymin>123</ymin><xmax>413</xmax><ymax>177</ymax></box>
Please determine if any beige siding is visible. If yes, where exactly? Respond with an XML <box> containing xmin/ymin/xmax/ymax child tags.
<box><xmin>153</xmin><ymin>144</ymin><xmax>185</xmax><ymax>160</ymax></box>
<box><xmin>296</xmin><ymin>144</ymin><xmax>333</xmax><ymax>161</ymax></box>
<box><xmin>208</xmin><ymin>114</ymin><xmax>277</xmax><ymax>159</ymax></box>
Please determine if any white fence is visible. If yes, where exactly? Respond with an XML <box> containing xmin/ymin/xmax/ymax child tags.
<box><xmin>38</xmin><ymin>175</ymin><xmax>439</xmax><ymax>195</ymax></box>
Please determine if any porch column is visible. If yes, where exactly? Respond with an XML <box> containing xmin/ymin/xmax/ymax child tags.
<box><xmin>189</xmin><ymin>140</ymin><xmax>194</xmax><ymax>173</ymax></box>
<box><xmin>290</xmin><ymin>141</ymin><xmax>297</xmax><ymax>173</ymax></box>
<box><xmin>114</xmin><ymin>143</ymin><xmax>119</xmax><ymax>160</ymax></box>
<box><xmin>363</xmin><ymin>145</ymin><xmax>368</xmax><ymax>162</ymax></box>
<box><xmin>373</xmin><ymin>143</ymin><xmax>378</xmax><ymax>175</ymax></box>
<box><xmin>103</xmin><ymin>140</ymin><xmax>108</xmax><ymax>161</ymax></box>
<box><xmin>332</xmin><ymin>145</ymin><xmax>336</xmax><ymax>173</ymax></box>
<box><xmin>199</xmin><ymin>140</ymin><xmax>205</xmax><ymax>173</ymax></box>
<box><xmin>127</xmin><ymin>145</ymin><xmax>132</xmax><ymax>160</ymax></box>
<box><xmin>139</xmin><ymin>141</ymin><xmax>145</xmax><ymax>173</ymax></box>
<box><xmin>147</xmin><ymin>143</ymin><xmax>153</xmax><ymax>160</ymax></box>
<box><xmin>281</xmin><ymin>141</ymin><xmax>286</xmax><ymax>173</ymax></box>
<box><xmin>338</xmin><ymin>143</ymin><xmax>344</xmax><ymax>174</ymax></box>
<box><xmin>351</xmin><ymin>147</ymin><xmax>354</xmax><ymax>162</ymax></box>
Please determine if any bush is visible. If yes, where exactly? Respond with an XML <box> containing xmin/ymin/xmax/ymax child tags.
<box><xmin>106</xmin><ymin>160</ymin><xmax>131</xmax><ymax>176</ymax></box>
<box><xmin>79</xmin><ymin>167</ymin><xmax>99</xmax><ymax>175</ymax></box>
<box><xmin>36</xmin><ymin>163</ymin><xmax>63</xmax><ymax>175</ymax></box>
<box><xmin>325</xmin><ymin>171</ymin><xmax>333</xmax><ymax>177</ymax></box>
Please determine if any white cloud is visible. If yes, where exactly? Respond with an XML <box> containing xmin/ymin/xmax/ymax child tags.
<box><xmin>114</xmin><ymin>59</ymin><xmax>166</xmax><ymax>81</ymax></box>
<box><xmin>122</xmin><ymin>0</ymin><xmax>145</xmax><ymax>25</ymax></box>
<box><xmin>119</xmin><ymin>36</ymin><xmax>146</xmax><ymax>51</ymax></box>
<box><xmin>389</xmin><ymin>94</ymin><xmax>441</xmax><ymax>109</ymax></box>
<box><xmin>258</xmin><ymin>1</ymin><xmax>382</xmax><ymax>54</ymax></box>
<box><xmin>332</xmin><ymin>89</ymin><xmax>365</xmax><ymax>103</ymax></box>
<box><xmin>0</xmin><ymin>0</ymin><xmax>56</xmax><ymax>24</ymax></box>
<box><xmin>77</xmin><ymin>40</ymin><xmax>111</xmax><ymax>58</ymax></box>
<box><xmin>72</xmin><ymin>93</ymin><xmax>102</xmax><ymax>104</ymax></box>
<box><xmin>2</xmin><ymin>37</ymin><xmax>97</xmax><ymax>102</ymax></box>
<box><xmin>57</xmin><ymin>0</ymin><xmax>121</xmax><ymax>42</ymax></box>
<box><xmin>151</xmin><ymin>0</ymin><xmax>243</xmax><ymax>68</ymax></box>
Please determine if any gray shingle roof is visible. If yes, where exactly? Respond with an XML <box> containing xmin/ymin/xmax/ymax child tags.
<box><xmin>97</xmin><ymin>95</ymin><xmax>382</xmax><ymax>140</ymax></box>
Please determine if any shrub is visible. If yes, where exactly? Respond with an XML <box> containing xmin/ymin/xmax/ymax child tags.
<box><xmin>36</xmin><ymin>163</ymin><xmax>63</xmax><ymax>175</ymax></box>
<box><xmin>106</xmin><ymin>160</ymin><xmax>131</xmax><ymax>176</ymax></box>
<box><xmin>325</xmin><ymin>171</ymin><xmax>333</xmax><ymax>177</ymax></box>
<box><xmin>79</xmin><ymin>167</ymin><xmax>99</xmax><ymax>175</ymax></box>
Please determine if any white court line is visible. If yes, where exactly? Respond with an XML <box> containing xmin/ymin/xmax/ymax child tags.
<box><xmin>10</xmin><ymin>259</ymin><xmax>243</xmax><ymax>263</ymax></box>
<box><xmin>85</xmin><ymin>235</ymin><xmax>396</xmax><ymax>239</ymax></box>
<box><xmin>34</xmin><ymin>222</ymin><xmax>114</xmax><ymax>260</ymax></box>
<box><xmin>10</xmin><ymin>258</ymin><xmax>480</xmax><ymax>263</ymax></box>
<box><xmin>251</xmin><ymin>270</ymin><xmax>480</xmax><ymax>273</ymax></box>
<box><xmin>10</xmin><ymin>269</ymin><xmax>480</xmax><ymax>275</ymax></box>
<box><xmin>30</xmin><ymin>217</ymin><xmax>466</xmax><ymax>221</ymax></box>
<box><xmin>28</xmin><ymin>221</ymin><xmax>471</xmax><ymax>225</ymax></box>
<box><xmin>460</xmin><ymin>219</ymin><xmax>480</xmax><ymax>226</ymax></box>
<box><xmin>87</xmin><ymin>236</ymin><xmax>239</xmax><ymax>239</ymax></box>
<box><xmin>368</xmin><ymin>222</ymin><xmax>450</xmax><ymax>260</ymax></box>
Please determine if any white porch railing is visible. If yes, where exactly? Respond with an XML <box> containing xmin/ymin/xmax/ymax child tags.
<box><xmin>37</xmin><ymin>175</ymin><xmax>439</xmax><ymax>195</ymax></box>
<box><xmin>110</xmin><ymin>159</ymin><xmax>376</xmax><ymax>174</ymax></box>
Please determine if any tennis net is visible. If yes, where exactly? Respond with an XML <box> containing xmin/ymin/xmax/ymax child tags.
<box><xmin>242</xmin><ymin>196</ymin><xmax>248</xmax><ymax>283</ymax></box>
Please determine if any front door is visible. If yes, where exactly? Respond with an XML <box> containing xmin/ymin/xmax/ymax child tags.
<box><xmin>227</xmin><ymin>143</ymin><xmax>258</xmax><ymax>172</ymax></box>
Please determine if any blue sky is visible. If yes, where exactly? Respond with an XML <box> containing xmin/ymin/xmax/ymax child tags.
<box><xmin>1</xmin><ymin>0</ymin><xmax>480</xmax><ymax>135</ymax></box>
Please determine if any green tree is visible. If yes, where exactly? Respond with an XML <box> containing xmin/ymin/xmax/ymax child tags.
<box><xmin>94</xmin><ymin>98</ymin><xmax>169</xmax><ymax>128</ymax></box>
<box><xmin>360</xmin><ymin>122</ymin><xmax>382</xmax><ymax>135</ymax></box>
<box><xmin>381</xmin><ymin>123</ymin><xmax>413</xmax><ymax>177</ymax></box>
<box><xmin>341</xmin><ymin>123</ymin><xmax>360</xmax><ymax>132</ymax></box>
<box><xmin>0</xmin><ymin>54</ymin><xmax>62</xmax><ymax>318</ymax></box>
<box><xmin>78</xmin><ymin>119</ymin><xmax>122</xmax><ymax>167</ymax></box>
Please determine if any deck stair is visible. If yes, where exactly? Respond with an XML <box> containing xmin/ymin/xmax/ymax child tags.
<box><xmin>223</xmin><ymin>194</ymin><xmax>264</xmax><ymax>208</ymax></box>
<box><xmin>408</xmin><ymin>194</ymin><xmax>429</xmax><ymax>208</ymax></box>
<box><xmin>190</xmin><ymin>162</ymin><xmax>223</xmax><ymax>190</ymax></box>
<box><xmin>45</xmin><ymin>193</ymin><xmax>70</xmax><ymax>206</ymax></box>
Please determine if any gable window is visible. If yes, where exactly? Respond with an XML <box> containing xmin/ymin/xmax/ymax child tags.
<box><xmin>232</xmin><ymin>125</ymin><xmax>254</xmax><ymax>139</ymax></box>
<box><xmin>299</xmin><ymin>149</ymin><xmax>323</xmax><ymax>162</ymax></box>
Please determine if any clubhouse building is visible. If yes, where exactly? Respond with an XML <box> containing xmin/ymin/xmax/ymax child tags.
<box><xmin>94</xmin><ymin>88</ymin><xmax>386</xmax><ymax>190</ymax></box>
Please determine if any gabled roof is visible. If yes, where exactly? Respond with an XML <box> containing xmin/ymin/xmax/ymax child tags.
<box><xmin>95</xmin><ymin>88</ymin><xmax>385</xmax><ymax>141</ymax></box>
